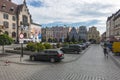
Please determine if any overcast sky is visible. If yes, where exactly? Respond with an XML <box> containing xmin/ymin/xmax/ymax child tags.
<box><xmin>12</xmin><ymin>0</ymin><xmax>120</xmax><ymax>34</ymax></box>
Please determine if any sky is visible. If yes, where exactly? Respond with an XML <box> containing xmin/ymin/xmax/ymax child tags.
<box><xmin>12</xmin><ymin>0</ymin><xmax>120</xmax><ymax>34</ymax></box>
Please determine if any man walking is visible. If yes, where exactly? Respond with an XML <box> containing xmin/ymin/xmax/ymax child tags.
<box><xmin>103</xmin><ymin>46</ymin><xmax>108</xmax><ymax>57</ymax></box>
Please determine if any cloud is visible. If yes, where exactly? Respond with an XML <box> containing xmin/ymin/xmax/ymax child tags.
<box><xmin>27</xmin><ymin>0</ymin><xmax>44</xmax><ymax>7</ymax></box>
<box><xmin>41</xmin><ymin>19</ymin><xmax>100</xmax><ymax>27</ymax></box>
<box><xmin>12</xmin><ymin>0</ymin><xmax>120</xmax><ymax>34</ymax></box>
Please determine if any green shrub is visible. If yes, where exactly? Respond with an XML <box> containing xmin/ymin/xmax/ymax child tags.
<box><xmin>62</xmin><ymin>42</ymin><xmax>69</xmax><ymax>47</ymax></box>
<box><xmin>56</xmin><ymin>43</ymin><xmax>61</xmax><ymax>48</ymax></box>
<box><xmin>44</xmin><ymin>43</ymin><xmax>52</xmax><ymax>49</ymax></box>
<box><xmin>74</xmin><ymin>42</ymin><xmax>79</xmax><ymax>44</ymax></box>
<box><xmin>69</xmin><ymin>42</ymin><xmax>73</xmax><ymax>44</ymax></box>
<box><xmin>26</xmin><ymin>42</ymin><xmax>37</xmax><ymax>52</ymax></box>
<box><xmin>36</xmin><ymin>43</ymin><xmax>45</xmax><ymax>52</ymax></box>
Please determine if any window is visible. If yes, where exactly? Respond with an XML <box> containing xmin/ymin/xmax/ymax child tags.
<box><xmin>22</xmin><ymin>15</ymin><xmax>28</xmax><ymax>25</ymax></box>
<box><xmin>3</xmin><ymin>21</ymin><xmax>9</xmax><ymax>28</ymax></box>
<box><xmin>3</xmin><ymin>13</ymin><xmax>9</xmax><ymax>19</ymax></box>
<box><xmin>12</xmin><ymin>32</ymin><xmax>16</xmax><ymax>38</ymax></box>
<box><xmin>2</xmin><ymin>4</ymin><xmax>6</xmax><ymax>9</ymax></box>
<box><xmin>10</xmin><ymin>7</ymin><xmax>14</xmax><ymax>11</ymax></box>
<box><xmin>24</xmin><ymin>33</ymin><xmax>27</xmax><ymax>38</ymax></box>
<box><xmin>12</xmin><ymin>16</ymin><xmax>16</xmax><ymax>21</ymax></box>
<box><xmin>12</xmin><ymin>23</ymin><xmax>16</xmax><ymax>29</ymax></box>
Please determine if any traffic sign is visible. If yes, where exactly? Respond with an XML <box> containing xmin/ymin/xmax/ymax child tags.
<box><xmin>19</xmin><ymin>33</ymin><xmax>24</xmax><ymax>39</ymax></box>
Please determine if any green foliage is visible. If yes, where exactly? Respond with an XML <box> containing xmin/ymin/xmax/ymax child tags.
<box><xmin>0</xmin><ymin>34</ymin><xmax>13</xmax><ymax>45</ymax></box>
<box><xmin>74</xmin><ymin>42</ymin><xmax>79</xmax><ymax>44</ymax></box>
<box><xmin>26</xmin><ymin>42</ymin><xmax>37</xmax><ymax>51</ymax></box>
<box><xmin>48</xmin><ymin>38</ymin><xmax>52</xmax><ymax>42</ymax></box>
<box><xmin>42</xmin><ymin>37</ymin><xmax>46</xmax><ymax>42</ymax></box>
<box><xmin>36</xmin><ymin>43</ymin><xmax>45</xmax><ymax>52</ymax></box>
<box><xmin>62</xmin><ymin>42</ymin><xmax>69</xmax><ymax>47</ymax></box>
<box><xmin>71</xmin><ymin>35</ymin><xmax>76</xmax><ymax>42</ymax></box>
<box><xmin>56</xmin><ymin>43</ymin><xmax>61</xmax><ymax>48</ymax></box>
<box><xmin>26</xmin><ymin>42</ymin><xmax>46</xmax><ymax>52</ymax></box>
<box><xmin>44</xmin><ymin>43</ymin><xmax>52</xmax><ymax>49</ymax></box>
<box><xmin>69</xmin><ymin>42</ymin><xmax>73</xmax><ymax>44</ymax></box>
<box><xmin>66</xmin><ymin>32</ymin><xmax>70</xmax><ymax>42</ymax></box>
<box><xmin>53</xmin><ymin>38</ymin><xmax>58</xmax><ymax>42</ymax></box>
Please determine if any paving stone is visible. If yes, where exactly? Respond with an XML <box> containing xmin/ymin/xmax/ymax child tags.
<box><xmin>0</xmin><ymin>45</ymin><xmax>120</xmax><ymax>80</ymax></box>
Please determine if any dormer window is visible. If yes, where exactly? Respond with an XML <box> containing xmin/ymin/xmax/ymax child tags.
<box><xmin>2</xmin><ymin>4</ymin><xmax>6</xmax><ymax>9</ymax></box>
<box><xmin>10</xmin><ymin>7</ymin><xmax>14</xmax><ymax>11</ymax></box>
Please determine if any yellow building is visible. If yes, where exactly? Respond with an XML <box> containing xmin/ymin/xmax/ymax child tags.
<box><xmin>88</xmin><ymin>26</ymin><xmax>100</xmax><ymax>43</ymax></box>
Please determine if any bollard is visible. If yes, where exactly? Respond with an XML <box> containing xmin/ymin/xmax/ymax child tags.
<box><xmin>4</xmin><ymin>60</ymin><xmax>10</xmax><ymax>66</ymax></box>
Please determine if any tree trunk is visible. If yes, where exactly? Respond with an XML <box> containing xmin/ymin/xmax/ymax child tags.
<box><xmin>2</xmin><ymin>45</ymin><xmax>4</xmax><ymax>54</ymax></box>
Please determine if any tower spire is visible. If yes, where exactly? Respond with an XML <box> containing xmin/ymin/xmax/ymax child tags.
<box><xmin>23</xmin><ymin>0</ymin><xmax>26</xmax><ymax>5</ymax></box>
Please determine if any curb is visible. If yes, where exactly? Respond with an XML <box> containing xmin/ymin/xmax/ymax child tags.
<box><xmin>109</xmin><ymin>52</ymin><xmax>120</xmax><ymax>68</ymax></box>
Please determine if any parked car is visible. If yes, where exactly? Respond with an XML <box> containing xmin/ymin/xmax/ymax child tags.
<box><xmin>30</xmin><ymin>49</ymin><xmax>64</xmax><ymax>62</ymax></box>
<box><xmin>79</xmin><ymin>44</ymin><xmax>85</xmax><ymax>50</ymax></box>
<box><xmin>79</xmin><ymin>43</ymin><xmax>87</xmax><ymax>50</ymax></box>
<box><xmin>60</xmin><ymin>44</ymin><xmax>82</xmax><ymax>54</ymax></box>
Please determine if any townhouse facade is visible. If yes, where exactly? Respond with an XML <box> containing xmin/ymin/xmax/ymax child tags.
<box><xmin>101</xmin><ymin>32</ymin><xmax>106</xmax><ymax>42</ymax></box>
<box><xmin>41</xmin><ymin>27</ymin><xmax>53</xmax><ymax>42</ymax></box>
<box><xmin>78</xmin><ymin>26</ymin><xmax>88</xmax><ymax>41</ymax></box>
<box><xmin>106</xmin><ymin>9</ymin><xmax>120</xmax><ymax>41</ymax></box>
<box><xmin>88</xmin><ymin>26</ymin><xmax>100</xmax><ymax>43</ymax></box>
<box><xmin>41</xmin><ymin>26</ymin><xmax>71</xmax><ymax>42</ymax></box>
<box><xmin>0</xmin><ymin>0</ymin><xmax>32</xmax><ymax>43</ymax></box>
<box><xmin>41</xmin><ymin>26</ymin><xmax>91</xmax><ymax>42</ymax></box>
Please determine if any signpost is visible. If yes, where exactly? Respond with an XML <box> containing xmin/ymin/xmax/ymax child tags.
<box><xmin>19</xmin><ymin>33</ymin><xmax>24</xmax><ymax>62</ymax></box>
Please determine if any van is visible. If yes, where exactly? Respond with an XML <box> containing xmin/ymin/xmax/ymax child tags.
<box><xmin>112</xmin><ymin>42</ymin><xmax>120</xmax><ymax>55</ymax></box>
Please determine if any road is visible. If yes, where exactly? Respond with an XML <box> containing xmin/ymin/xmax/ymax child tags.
<box><xmin>0</xmin><ymin>44</ymin><xmax>120</xmax><ymax>80</ymax></box>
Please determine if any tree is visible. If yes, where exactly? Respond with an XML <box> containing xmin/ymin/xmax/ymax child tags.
<box><xmin>42</xmin><ymin>37</ymin><xmax>46</xmax><ymax>42</ymax></box>
<box><xmin>44</xmin><ymin>43</ymin><xmax>52</xmax><ymax>49</ymax></box>
<box><xmin>0</xmin><ymin>34</ymin><xmax>13</xmax><ymax>54</ymax></box>
<box><xmin>71</xmin><ymin>35</ymin><xmax>76</xmax><ymax>42</ymax></box>
<box><xmin>66</xmin><ymin>32</ymin><xmax>69</xmax><ymax>42</ymax></box>
<box><xmin>53</xmin><ymin>38</ymin><xmax>58</xmax><ymax>42</ymax></box>
<box><xmin>78</xmin><ymin>36</ymin><xmax>81</xmax><ymax>42</ymax></box>
<box><xmin>48</xmin><ymin>38</ymin><xmax>52</xmax><ymax>42</ymax></box>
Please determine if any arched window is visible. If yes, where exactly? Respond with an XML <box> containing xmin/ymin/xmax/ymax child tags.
<box><xmin>12</xmin><ymin>32</ymin><xmax>16</xmax><ymax>38</ymax></box>
<box><xmin>24</xmin><ymin>33</ymin><xmax>27</xmax><ymax>38</ymax></box>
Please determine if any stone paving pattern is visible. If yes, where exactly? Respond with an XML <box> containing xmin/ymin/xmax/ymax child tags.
<box><xmin>0</xmin><ymin>44</ymin><xmax>120</xmax><ymax>80</ymax></box>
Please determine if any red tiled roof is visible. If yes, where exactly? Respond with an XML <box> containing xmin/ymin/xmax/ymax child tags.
<box><xmin>0</xmin><ymin>0</ymin><xmax>18</xmax><ymax>15</ymax></box>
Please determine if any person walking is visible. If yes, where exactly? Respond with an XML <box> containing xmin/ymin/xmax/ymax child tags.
<box><xmin>103</xmin><ymin>46</ymin><xmax>108</xmax><ymax>57</ymax></box>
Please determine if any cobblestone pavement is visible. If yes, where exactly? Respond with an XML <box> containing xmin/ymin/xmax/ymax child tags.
<box><xmin>0</xmin><ymin>46</ymin><xmax>89</xmax><ymax>65</ymax></box>
<box><xmin>0</xmin><ymin>44</ymin><xmax>120</xmax><ymax>80</ymax></box>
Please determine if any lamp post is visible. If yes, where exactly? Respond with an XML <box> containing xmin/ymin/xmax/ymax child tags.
<box><xmin>19</xmin><ymin>33</ymin><xmax>24</xmax><ymax>58</ymax></box>
<box><xmin>19</xmin><ymin>24</ymin><xmax>28</xmax><ymax>58</ymax></box>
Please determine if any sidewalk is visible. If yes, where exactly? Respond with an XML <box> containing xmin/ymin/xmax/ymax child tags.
<box><xmin>0</xmin><ymin>54</ymin><xmax>76</xmax><ymax>65</ymax></box>
<box><xmin>109</xmin><ymin>51</ymin><xmax>120</xmax><ymax>67</ymax></box>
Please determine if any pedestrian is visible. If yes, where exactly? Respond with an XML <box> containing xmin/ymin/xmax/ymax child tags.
<box><xmin>103</xmin><ymin>46</ymin><xmax>108</xmax><ymax>57</ymax></box>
